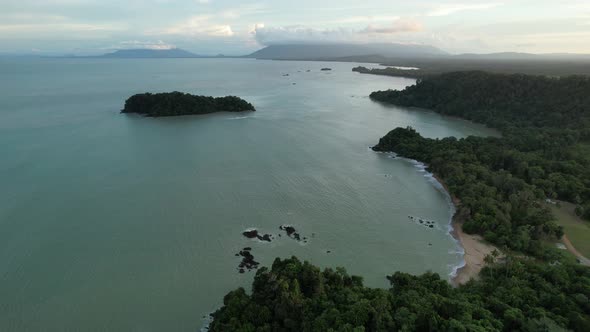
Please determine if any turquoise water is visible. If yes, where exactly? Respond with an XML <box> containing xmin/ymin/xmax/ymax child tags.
<box><xmin>0</xmin><ymin>58</ymin><xmax>497</xmax><ymax>331</ymax></box>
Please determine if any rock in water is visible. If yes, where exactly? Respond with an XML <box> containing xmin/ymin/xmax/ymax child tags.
<box><xmin>280</xmin><ymin>225</ymin><xmax>305</xmax><ymax>242</ymax></box>
<box><xmin>257</xmin><ymin>234</ymin><xmax>272</xmax><ymax>242</ymax></box>
<box><xmin>236</xmin><ymin>250</ymin><xmax>260</xmax><ymax>272</ymax></box>
<box><xmin>242</xmin><ymin>229</ymin><xmax>259</xmax><ymax>239</ymax></box>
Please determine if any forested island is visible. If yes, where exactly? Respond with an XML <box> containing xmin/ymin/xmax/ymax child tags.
<box><xmin>121</xmin><ymin>92</ymin><xmax>255</xmax><ymax>117</ymax></box>
<box><xmin>208</xmin><ymin>72</ymin><xmax>590</xmax><ymax>331</ymax></box>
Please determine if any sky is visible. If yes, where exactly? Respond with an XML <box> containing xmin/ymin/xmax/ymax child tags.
<box><xmin>1</xmin><ymin>0</ymin><xmax>589</xmax><ymax>55</ymax></box>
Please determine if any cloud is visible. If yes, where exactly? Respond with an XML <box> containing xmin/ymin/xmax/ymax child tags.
<box><xmin>0</xmin><ymin>11</ymin><xmax>124</xmax><ymax>38</ymax></box>
<box><xmin>328</xmin><ymin>15</ymin><xmax>401</xmax><ymax>24</ymax></box>
<box><xmin>0</xmin><ymin>22</ymin><xmax>122</xmax><ymax>33</ymax></box>
<box><xmin>253</xmin><ymin>25</ymin><xmax>355</xmax><ymax>45</ymax></box>
<box><xmin>360</xmin><ymin>18</ymin><xmax>423</xmax><ymax>34</ymax></box>
<box><xmin>113</xmin><ymin>40</ymin><xmax>175</xmax><ymax>50</ymax></box>
<box><xmin>150</xmin><ymin>15</ymin><xmax>234</xmax><ymax>37</ymax></box>
<box><xmin>253</xmin><ymin>19</ymin><xmax>423</xmax><ymax>45</ymax></box>
<box><xmin>0</xmin><ymin>13</ymin><xmax>69</xmax><ymax>24</ymax></box>
<box><xmin>147</xmin><ymin>4</ymin><xmax>267</xmax><ymax>39</ymax></box>
<box><xmin>427</xmin><ymin>3</ymin><xmax>502</xmax><ymax>17</ymax></box>
<box><xmin>220</xmin><ymin>3</ymin><xmax>268</xmax><ymax>19</ymax></box>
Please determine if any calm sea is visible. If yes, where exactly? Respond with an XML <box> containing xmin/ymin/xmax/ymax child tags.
<box><xmin>0</xmin><ymin>58</ymin><xmax>497</xmax><ymax>331</ymax></box>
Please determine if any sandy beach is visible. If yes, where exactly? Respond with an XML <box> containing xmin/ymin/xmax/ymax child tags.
<box><xmin>450</xmin><ymin>218</ymin><xmax>498</xmax><ymax>286</ymax></box>
<box><xmin>431</xmin><ymin>174</ymin><xmax>498</xmax><ymax>286</ymax></box>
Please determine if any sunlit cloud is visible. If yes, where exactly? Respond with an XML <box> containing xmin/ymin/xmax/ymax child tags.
<box><xmin>150</xmin><ymin>15</ymin><xmax>234</xmax><ymax>37</ymax></box>
<box><xmin>427</xmin><ymin>3</ymin><xmax>503</xmax><ymax>17</ymax></box>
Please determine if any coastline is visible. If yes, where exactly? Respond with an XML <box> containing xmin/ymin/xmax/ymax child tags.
<box><xmin>392</xmin><ymin>154</ymin><xmax>497</xmax><ymax>286</ymax></box>
<box><xmin>430</xmin><ymin>174</ymin><xmax>498</xmax><ymax>286</ymax></box>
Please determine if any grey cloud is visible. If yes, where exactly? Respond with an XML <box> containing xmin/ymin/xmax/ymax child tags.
<box><xmin>360</xmin><ymin>19</ymin><xmax>423</xmax><ymax>34</ymax></box>
<box><xmin>253</xmin><ymin>25</ymin><xmax>356</xmax><ymax>45</ymax></box>
<box><xmin>253</xmin><ymin>19</ymin><xmax>423</xmax><ymax>45</ymax></box>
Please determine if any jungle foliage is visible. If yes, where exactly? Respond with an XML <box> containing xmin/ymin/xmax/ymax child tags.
<box><xmin>210</xmin><ymin>257</ymin><xmax>590</xmax><ymax>332</ymax></box>
<box><xmin>121</xmin><ymin>92</ymin><xmax>255</xmax><ymax>117</ymax></box>
<box><xmin>371</xmin><ymin>72</ymin><xmax>590</xmax><ymax>254</ymax></box>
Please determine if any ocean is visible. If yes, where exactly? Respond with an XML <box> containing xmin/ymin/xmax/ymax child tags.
<box><xmin>0</xmin><ymin>58</ymin><xmax>497</xmax><ymax>331</ymax></box>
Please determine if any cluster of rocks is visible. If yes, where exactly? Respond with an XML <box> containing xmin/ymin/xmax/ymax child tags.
<box><xmin>236</xmin><ymin>225</ymin><xmax>308</xmax><ymax>274</ymax></box>
<box><xmin>235</xmin><ymin>247</ymin><xmax>259</xmax><ymax>273</ymax></box>
<box><xmin>242</xmin><ymin>229</ymin><xmax>273</xmax><ymax>242</ymax></box>
<box><xmin>321</xmin><ymin>68</ymin><xmax>332</xmax><ymax>71</ymax></box>
<box><xmin>279</xmin><ymin>225</ymin><xmax>308</xmax><ymax>243</ymax></box>
<box><xmin>408</xmin><ymin>216</ymin><xmax>437</xmax><ymax>229</ymax></box>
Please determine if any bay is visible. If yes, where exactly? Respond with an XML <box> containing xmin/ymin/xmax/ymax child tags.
<box><xmin>0</xmin><ymin>58</ymin><xmax>497</xmax><ymax>331</ymax></box>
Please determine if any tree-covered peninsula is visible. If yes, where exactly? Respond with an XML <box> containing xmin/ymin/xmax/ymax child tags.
<box><xmin>121</xmin><ymin>92</ymin><xmax>255</xmax><ymax>117</ymax></box>
<box><xmin>371</xmin><ymin>72</ymin><xmax>590</xmax><ymax>247</ymax></box>
<box><xmin>210</xmin><ymin>256</ymin><xmax>590</xmax><ymax>331</ymax></box>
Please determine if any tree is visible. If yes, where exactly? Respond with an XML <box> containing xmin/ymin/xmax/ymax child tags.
<box><xmin>210</xmin><ymin>257</ymin><xmax>590</xmax><ymax>331</ymax></box>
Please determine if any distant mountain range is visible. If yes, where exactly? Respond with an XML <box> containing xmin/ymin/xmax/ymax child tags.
<box><xmin>99</xmin><ymin>48</ymin><xmax>216</xmax><ymax>58</ymax></box>
<box><xmin>91</xmin><ymin>46</ymin><xmax>590</xmax><ymax>63</ymax></box>
<box><xmin>246</xmin><ymin>43</ymin><xmax>447</xmax><ymax>60</ymax></box>
<box><xmin>94</xmin><ymin>43</ymin><xmax>448</xmax><ymax>60</ymax></box>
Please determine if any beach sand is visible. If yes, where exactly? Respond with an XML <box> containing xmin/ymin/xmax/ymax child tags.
<box><xmin>430</xmin><ymin>174</ymin><xmax>499</xmax><ymax>286</ymax></box>
<box><xmin>450</xmin><ymin>218</ymin><xmax>498</xmax><ymax>286</ymax></box>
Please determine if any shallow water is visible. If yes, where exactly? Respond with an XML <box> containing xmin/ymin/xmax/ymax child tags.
<box><xmin>0</xmin><ymin>58</ymin><xmax>497</xmax><ymax>331</ymax></box>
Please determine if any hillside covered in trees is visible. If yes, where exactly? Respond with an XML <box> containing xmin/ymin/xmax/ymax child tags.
<box><xmin>370</xmin><ymin>72</ymin><xmax>590</xmax><ymax>132</ymax></box>
<box><xmin>210</xmin><ymin>257</ymin><xmax>590</xmax><ymax>331</ymax></box>
<box><xmin>121</xmin><ymin>92</ymin><xmax>255</xmax><ymax>117</ymax></box>
<box><xmin>350</xmin><ymin>56</ymin><xmax>590</xmax><ymax>78</ymax></box>
<box><xmin>371</xmin><ymin>72</ymin><xmax>590</xmax><ymax>255</ymax></box>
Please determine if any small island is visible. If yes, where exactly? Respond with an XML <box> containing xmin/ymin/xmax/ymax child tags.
<box><xmin>121</xmin><ymin>92</ymin><xmax>255</xmax><ymax>117</ymax></box>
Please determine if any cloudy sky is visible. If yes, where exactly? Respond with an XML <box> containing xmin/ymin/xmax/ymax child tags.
<box><xmin>1</xmin><ymin>0</ymin><xmax>590</xmax><ymax>55</ymax></box>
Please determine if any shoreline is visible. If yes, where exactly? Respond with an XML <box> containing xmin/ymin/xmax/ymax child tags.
<box><xmin>430</xmin><ymin>174</ymin><xmax>498</xmax><ymax>286</ymax></box>
<box><xmin>392</xmin><ymin>154</ymin><xmax>496</xmax><ymax>286</ymax></box>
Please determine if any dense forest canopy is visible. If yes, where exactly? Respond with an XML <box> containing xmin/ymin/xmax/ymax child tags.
<box><xmin>371</xmin><ymin>72</ymin><xmax>590</xmax><ymax>243</ymax></box>
<box><xmin>370</xmin><ymin>72</ymin><xmax>590</xmax><ymax>132</ymax></box>
<box><xmin>349</xmin><ymin>57</ymin><xmax>590</xmax><ymax>78</ymax></box>
<box><xmin>373</xmin><ymin>127</ymin><xmax>567</xmax><ymax>256</ymax></box>
<box><xmin>210</xmin><ymin>257</ymin><xmax>590</xmax><ymax>331</ymax></box>
<box><xmin>121</xmin><ymin>92</ymin><xmax>255</xmax><ymax>117</ymax></box>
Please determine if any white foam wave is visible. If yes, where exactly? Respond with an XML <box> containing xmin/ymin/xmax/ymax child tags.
<box><xmin>393</xmin><ymin>155</ymin><xmax>465</xmax><ymax>279</ymax></box>
<box><xmin>227</xmin><ymin>116</ymin><xmax>252</xmax><ymax>120</ymax></box>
